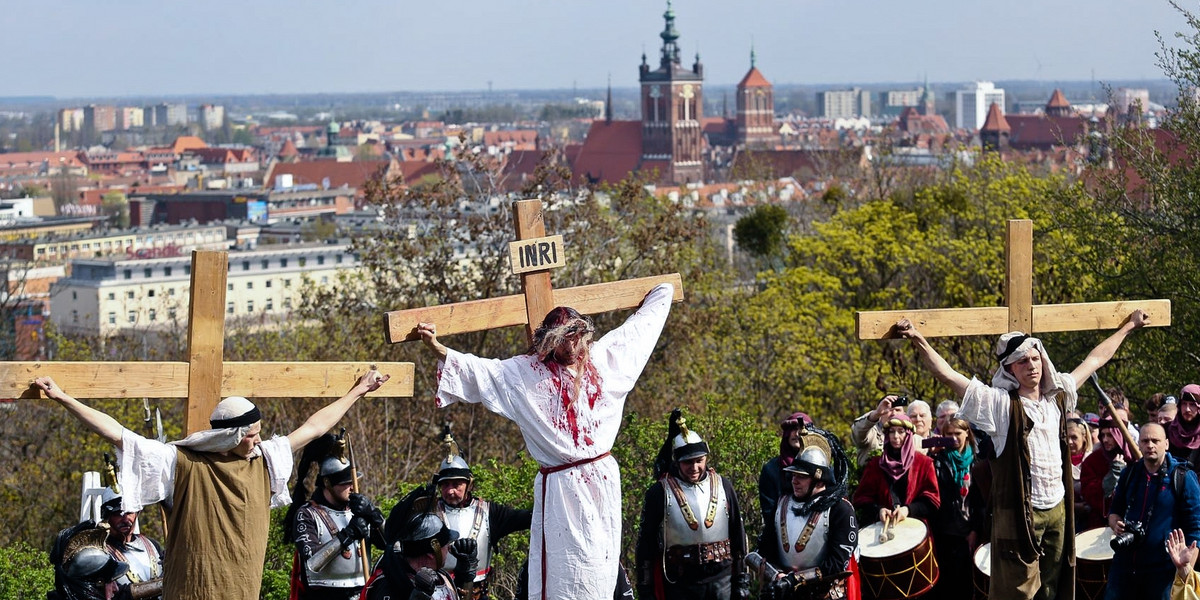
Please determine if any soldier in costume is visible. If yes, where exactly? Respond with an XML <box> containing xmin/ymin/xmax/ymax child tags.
<box><xmin>636</xmin><ymin>409</ymin><xmax>749</xmax><ymax>600</ymax></box>
<box><xmin>98</xmin><ymin>490</ymin><xmax>163</xmax><ymax>599</ymax></box>
<box><xmin>753</xmin><ymin>428</ymin><xmax>857</xmax><ymax>600</ymax></box>
<box><xmin>385</xmin><ymin>426</ymin><xmax>532</xmax><ymax>600</ymax></box>
<box><xmin>284</xmin><ymin>434</ymin><xmax>386</xmax><ymax>600</ymax></box>
<box><xmin>48</xmin><ymin>521</ymin><xmax>134</xmax><ymax>600</ymax></box>
<box><xmin>363</xmin><ymin>513</ymin><xmax>480</xmax><ymax>600</ymax></box>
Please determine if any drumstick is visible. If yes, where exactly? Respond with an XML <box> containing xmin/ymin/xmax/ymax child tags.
<box><xmin>1089</xmin><ymin>373</ymin><xmax>1143</xmax><ymax>460</ymax></box>
<box><xmin>878</xmin><ymin>512</ymin><xmax>892</xmax><ymax>544</ymax></box>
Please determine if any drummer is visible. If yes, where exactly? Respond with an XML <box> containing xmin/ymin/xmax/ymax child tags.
<box><xmin>1107</xmin><ymin>422</ymin><xmax>1200</xmax><ymax>600</ymax></box>
<box><xmin>852</xmin><ymin>414</ymin><xmax>940</xmax><ymax>526</ymax></box>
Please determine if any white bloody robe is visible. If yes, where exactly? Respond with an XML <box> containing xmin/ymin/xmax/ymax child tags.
<box><xmin>435</xmin><ymin>283</ymin><xmax>674</xmax><ymax>600</ymax></box>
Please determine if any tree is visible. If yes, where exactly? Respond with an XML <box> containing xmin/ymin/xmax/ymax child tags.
<box><xmin>733</xmin><ymin>204</ymin><xmax>789</xmax><ymax>258</ymax></box>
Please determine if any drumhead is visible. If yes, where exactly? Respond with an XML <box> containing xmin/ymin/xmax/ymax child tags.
<box><xmin>1076</xmin><ymin>527</ymin><xmax>1115</xmax><ymax>561</ymax></box>
<box><xmin>859</xmin><ymin>519</ymin><xmax>928</xmax><ymax>558</ymax></box>
<box><xmin>974</xmin><ymin>543</ymin><xmax>991</xmax><ymax>576</ymax></box>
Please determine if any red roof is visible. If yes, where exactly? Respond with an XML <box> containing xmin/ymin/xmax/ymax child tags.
<box><xmin>1005</xmin><ymin>115</ymin><xmax>1088</xmax><ymax>150</ymax></box>
<box><xmin>482</xmin><ymin>130</ymin><xmax>538</xmax><ymax>150</ymax></box>
<box><xmin>1047</xmin><ymin>89</ymin><xmax>1070</xmax><ymax>109</ymax></box>
<box><xmin>169</xmin><ymin>136</ymin><xmax>207</xmax><ymax>154</ymax></box>
<box><xmin>394</xmin><ymin>161</ymin><xmax>441</xmax><ymax>184</ymax></box>
<box><xmin>266</xmin><ymin>160</ymin><xmax>392</xmax><ymax>191</ymax></box>
<box><xmin>737</xmin><ymin>66</ymin><xmax>772</xmax><ymax>89</ymax></box>
<box><xmin>570</xmin><ymin>120</ymin><xmax>643</xmax><ymax>185</ymax></box>
<box><xmin>277</xmin><ymin>139</ymin><xmax>299</xmax><ymax>158</ymax></box>
<box><xmin>980</xmin><ymin>103</ymin><xmax>1010</xmax><ymax>132</ymax></box>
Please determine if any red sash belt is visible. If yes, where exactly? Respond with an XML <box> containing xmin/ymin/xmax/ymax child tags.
<box><xmin>538</xmin><ymin>451</ymin><xmax>612</xmax><ymax>599</ymax></box>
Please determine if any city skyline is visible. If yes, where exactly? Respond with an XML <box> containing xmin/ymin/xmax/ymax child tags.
<box><xmin>2</xmin><ymin>0</ymin><xmax>1192</xmax><ymax>98</ymax></box>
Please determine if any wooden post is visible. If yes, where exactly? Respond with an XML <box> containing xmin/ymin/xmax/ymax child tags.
<box><xmin>854</xmin><ymin>219</ymin><xmax>1170</xmax><ymax>340</ymax></box>
<box><xmin>1</xmin><ymin>250</ymin><xmax>415</xmax><ymax>435</ymax></box>
<box><xmin>513</xmin><ymin>200</ymin><xmax>555</xmax><ymax>341</ymax></box>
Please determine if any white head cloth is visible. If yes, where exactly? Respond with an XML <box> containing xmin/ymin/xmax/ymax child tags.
<box><xmin>171</xmin><ymin>396</ymin><xmax>261</xmax><ymax>455</ymax></box>
<box><xmin>990</xmin><ymin>332</ymin><xmax>1064</xmax><ymax>397</ymax></box>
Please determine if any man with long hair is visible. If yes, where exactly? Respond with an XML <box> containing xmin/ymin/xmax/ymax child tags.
<box><xmin>416</xmin><ymin>283</ymin><xmax>674</xmax><ymax>600</ymax></box>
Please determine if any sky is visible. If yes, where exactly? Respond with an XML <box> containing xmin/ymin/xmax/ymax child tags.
<box><xmin>2</xmin><ymin>0</ymin><xmax>1192</xmax><ymax>99</ymax></box>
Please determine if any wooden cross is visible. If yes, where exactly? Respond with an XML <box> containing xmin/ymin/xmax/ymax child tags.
<box><xmin>855</xmin><ymin>219</ymin><xmax>1171</xmax><ymax>339</ymax></box>
<box><xmin>0</xmin><ymin>250</ymin><xmax>414</xmax><ymax>435</ymax></box>
<box><xmin>383</xmin><ymin>199</ymin><xmax>684</xmax><ymax>345</ymax></box>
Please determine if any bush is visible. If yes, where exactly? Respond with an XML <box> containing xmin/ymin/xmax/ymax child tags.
<box><xmin>0</xmin><ymin>541</ymin><xmax>53</xmax><ymax>600</ymax></box>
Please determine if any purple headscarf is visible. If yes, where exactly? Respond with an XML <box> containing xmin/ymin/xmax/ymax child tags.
<box><xmin>879</xmin><ymin>414</ymin><xmax>915</xmax><ymax>482</ymax></box>
<box><xmin>1169</xmin><ymin>384</ymin><xmax>1200</xmax><ymax>451</ymax></box>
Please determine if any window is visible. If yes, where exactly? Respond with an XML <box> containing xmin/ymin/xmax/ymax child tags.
<box><xmin>227</xmin><ymin>302</ymin><xmax>234</xmax><ymax>314</ymax></box>
<box><xmin>242</xmin><ymin>261</ymin><xmax>250</xmax><ymax>271</ymax></box>
<box><xmin>169</xmin><ymin>288</ymin><xmax>176</xmax><ymax>296</ymax></box>
<box><xmin>266</xmin><ymin>298</ymin><xmax>273</xmax><ymax>311</ymax></box>
<box><xmin>123</xmin><ymin>269</ymin><xmax>132</xmax><ymax>280</ymax></box>
<box><xmin>246</xmin><ymin>300</ymin><xmax>254</xmax><ymax>312</ymax></box>
<box><xmin>148</xmin><ymin>309</ymin><xmax>157</xmax><ymax>322</ymax></box>
<box><xmin>127</xmin><ymin>291</ymin><xmax>135</xmax><ymax>299</ymax></box>
<box><xmin>261</xmin><ymin>260</ymin><xmax>269</xmax><ymax>269</ymax></box>
<box><xmin>71</xmin><ymin>310</ymin><xmax>78</xmax><ymax>323</ymax></box>
<box><xmin>185</xmin><ymin>266</ymin><xmax>191</xmax><ymax>275</ymax></box>
<box><xmin>107</xmin><ymin>292</ymin><xmax>115</xmax><ymax>300</ymax></box>
<box><xmin>321</xmin><ymin>276</ymin><xmax>328</xmax><ymax>284</ymax></box>
<box><xmin>317</xmin><ymin>255</ymin><xmax>325</xmax><ymax>265</ymax></box>
<box><xmin>148</xmin><ymin>289</ymin><xmax>155</xmax><ymax>297</ymax></box>
<box><xmin>227</xmin><ymin>283</ymin><xmax>233</xmax><ymax>291</ymax></box>
<box><xmin>265</xmin><ymin>280</ymin><xmax>272</xmax><ymax>288</ymax></box>
<box><xmin>284</xmin><ymin>279</ymin><xmax>292</xmax><ymax>288</ymax></box>
<box><xmin>280</xmin><ymin>258</ymin><xmax>288</xmax><ymax>268</ymax></box>
<box><xmin>144</xmin><ymin>268</ymin><xmax>152</xmax><ymax>277</ymax></box>
<box><xmin>298</xmin><ymin>257</ymin><xmax>307</xmax><ymax>267</ymax></box>
<box><xmin>164</xmin><ymin>267</ymin><xmax>172</xmax><ymax>276</ymax></box>
<box><xmin>337</xmin><ymin>254</ymin><xmax>343</xmax><ymax>264</ymax></box>
<box><xmin>168</xmin><ymin>308</ymin><xmax>177</xmax><ymax>320</ymax></box>
<box><xmin>108</xmin><ymin>312</ymin><xmax>116</xmax><ymax>324</ymax></box>
<box><xmin>72</xmin><ymin>291</ymin><xmax>77</xmax><ymax>300</ymax></box>
<box><xmin>128</xmin><ymin>311</ymin><xmax>136</xmax><ymax>323</ymax></box>
<box><xmin>283</xmin><ymin>298</ymin><xmax>293</xmax><ymax>309</ymax></box>
<box><xmin>246</xmin><ymin>281</ymin><xmax>253</xmax><ymax>290</ymax></box>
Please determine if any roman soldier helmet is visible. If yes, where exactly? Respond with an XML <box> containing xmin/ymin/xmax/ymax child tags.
<box><xmin>434</xmin><ymin>424</ymin><xmax>472</xmax><ymax>484</ymax></box>
<box><xmin>652</xmin><ymin>408</ymin><xmax>708</xmax><ymax>478</ymax></box>
<box><xmin>99</xmin><ymin>487</ymin><xmax>123</xmax><ymax>519</ymax></box>
<box><xmin>319</xmin><ymin>455</ymin><xmax>354</xmax><ymax>487</ymax></box>
<box><xmin>58</xmin><ymin>525</ymin><xmax>129</xmax><ymax>581</ymax></box>
<box><xmin>784</xmin><ymin>446</ymin><xmax>835</xmax><ymax>484</ymax></box>
<box><xmin>399</xmin><ymin>513</ymin><xmax>457</xmax><ymax>559</ymax></box>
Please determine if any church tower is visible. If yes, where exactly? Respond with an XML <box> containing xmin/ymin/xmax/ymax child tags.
<box><xmin>639</xmin><ymin>0</ymin><xmax>704</xmax><ymax>184</ymax></box>
<box><xmin>736</xmin><ymin>46</ymin><xmax>775</xmax><ymax>147</ymax></box>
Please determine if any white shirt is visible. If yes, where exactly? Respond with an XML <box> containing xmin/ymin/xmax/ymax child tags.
<box><xmin>960</xmin><ymin>373</ymin><xmax>1077</xmax><ymax>510</ymax></box>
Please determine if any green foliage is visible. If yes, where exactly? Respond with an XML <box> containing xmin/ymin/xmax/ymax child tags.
<box><xmin>0</xmin><ymin>542</ymin><xmax>53</xmax><ymax>600</ymax></box>
<box><xmin>733</xmin><ymin>204</ymin><xmax>789</xmax><ymax>258</ymax></box>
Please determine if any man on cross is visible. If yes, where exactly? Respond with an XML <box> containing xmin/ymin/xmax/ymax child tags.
<box><xmin>895</xmin><ymin>310</ymin><xmax>1148</xmax><ymax>600</ymax></box>
<box><xmin>416</xmin><ymin>283</ymin><xmax>674</xmax><ymax>600</ymax></box>
<box><xmin>34</xmin><ymin>367</ymin><xmax>390</xmax><ymax>600</ymax></box>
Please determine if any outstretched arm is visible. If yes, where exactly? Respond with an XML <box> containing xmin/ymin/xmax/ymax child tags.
<box><xmin>287</xmin><ymin>367</ymin><xmax>389</xmax><ymax>450</ymax></box>
<box><xmin>416</xmin><ymin>323</ymin><xmax>450</xmax><ymax>361</ymax></box>
<box><xmin>1069</xmin><ymin>309</ymin><xmax>1149</xmax><ymax>386</ymax></box>
<box><xmin>894</xmin><ymin>319</ymin><xmax>971</xmax><ymax>399</ymax></box>
<box><xmin>34</xmin><ymin>377</ymin><xmax>125</xmax><ymax>447</ymax></box>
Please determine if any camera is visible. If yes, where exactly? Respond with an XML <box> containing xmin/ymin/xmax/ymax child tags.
<box><xmin>1110</xmin><ymin>521</ymin><xmax>1146</xmax><ymax>551</ymax></box>
<box><xmin>891</xmin><ymin>395</ymin><xmax>910</xmax><ymax>408</ymax></box>
<box><xmin>921</xmin><ymin>436</ymin><xmax>958</xmax><ymax>449</ymax></box>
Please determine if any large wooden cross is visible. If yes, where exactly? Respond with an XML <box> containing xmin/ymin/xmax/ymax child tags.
<box><xmin>855</xmin><ymin>219</ymin><xmax>1171</xmax><ymax>339</ymax></box>
<box><xmin>0</xmin><ymin>250</ymin><xmax>414</xmax><ymax>435</ymax></box>
<box><xmin>383</xmin><ymin>199</ymin><xmax>684</xmax><ymax>345</ymax></box>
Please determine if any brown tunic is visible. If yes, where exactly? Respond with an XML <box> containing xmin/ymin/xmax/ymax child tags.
<box><xmin>162</xmin><ymin>448</ymin><xmax>273</xmax><ymax>600</ymax></box>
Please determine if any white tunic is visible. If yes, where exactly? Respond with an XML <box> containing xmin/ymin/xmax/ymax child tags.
<box><xmin>435</xmin><ymin>283</ymin><xmax>674</xmax><ymax>600</ymax></box>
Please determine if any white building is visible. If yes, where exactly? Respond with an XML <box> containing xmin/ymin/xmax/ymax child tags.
<box><xmin>818</xmin><ymin>88</ymin><xmax>872</xmax><ymax>119</ymax></box>
<box><xmin>200</xmin><ymin>104</ymin><xmax>225</xmax><ymax>131</ymax></box>
<box><xmin>50</xmin><ymin>243</ymin><xmax>359</xmax><ymax>336</ymax></box>
<box><xmin>955</xmin><ymin>81</ymin><xmax>1006</xmax><ymax>130</ymax></box>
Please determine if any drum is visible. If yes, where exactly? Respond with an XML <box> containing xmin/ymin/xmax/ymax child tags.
<box><xmin>972</xmin><ymin>543</ymin><xmax>991</xmax><ymax>600</ymax></box>
<box><xmin>1075</xmin><ymin>527</ymin><xmax>1114</xmax><ymax>600</ymax></box>
<box><xmin>858</xmin><ymin>519</ymin><xmax>939</xmax><ymax>600</ymax></box>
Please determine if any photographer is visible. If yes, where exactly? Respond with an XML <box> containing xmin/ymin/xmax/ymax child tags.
<box><xmin>850</xmin><ymin>395</ymin><xmax>925</xmax><ymax>467</ymax></box>
<box><xmin>1107</xmin><ymin>422</ymin><xmax>1200</xmax><ymax>600</ymax></box>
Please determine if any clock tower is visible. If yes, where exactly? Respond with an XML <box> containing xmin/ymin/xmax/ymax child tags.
<box><xmin>639</xmin><ymin>1</ymin><xmax>704</xmax><ymax>184</ymax></box>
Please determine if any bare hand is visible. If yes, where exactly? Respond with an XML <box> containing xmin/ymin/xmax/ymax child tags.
<box><xmin>33</xmin><ymin>376</ymin><xmax>67</xmax><ymax>402</ymax></box>
<box><xmin>894</xmin><ymin>505</ymin><xmax>909</xmax><ymax>522</ymax></box>
<box><xmin>872</xmin><ymin>396</ymin><xmax>897</xmax><ymax>423</ymax></box>
<box><xmin>1110</xmin><ymin>515</ymin><xmax>1126</xmax><ymax>536</ymax></box>
<box><xmin>894</xmin><ymin>318</ymin><xmax>922</xmax><ymax>341</ymax></box>
<box><xmin>416</xmin><ymin>322</ymin><xmax>438</xmax><ymax>343</ymax></box>
<box><xmin>1128</xmin><ymin>309</ymin><xmax>1150</xmax><ymax>330</ymax></box>
<box><xmin>353</xmin><ymin>368</ymin><xmax>390</xmax><ymax>395</ymax></box>
<box><xmin>1167</xmin><ymin>528</ymin><xmax>1198</xmax><ymax>580</ymax></box>
<box><xmin>878</xmin><ymin>507</ymin><xmax>891</xmax><ymax>523</ymax></box>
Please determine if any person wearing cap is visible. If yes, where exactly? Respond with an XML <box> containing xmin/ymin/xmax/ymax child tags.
<box><xmin>1079</xmin><ymin>406</ymin><xmax>1135</xmax><ymax>531</ymax></box>
<box><xmin>284</xmin><ymin>434</ymin><xmax>386</xmax><ymax>600</ymax></box>
<box><xmin>758</xmin><ymin>412</ymin><xmax>814</xmax><ymax>527</ymax></box>
<box><xmin>851</xmin><ymin>413</ymin><xmax>940</xmax><ymax>526</ymax></box>
<box><xmin>33</xmin><ymin>367</ymin><xmax>390</xmax><ymax>600</ymax></box>
<box><xmin>896</xmin><ymin>308</ymin><xmax>1149</xmax><ymax>600</ymax></box>
<box><xmin>755</xmin><ymin>428</ymin><xmax>857</xmax><ymax>600</ymax></box>
<box><xmin>415</xmin><ymin>284</ymin><xmax>674</xmax><ymax>600</ymax></box>
<box><xmin>362</xmin><ymin>512</ymin><xmax>479</xmax><ymax>600</ymax></box>
<box><xmin>1169</xmin><ymin>385</ymin><xmax>1200</xmax><ymax>465</ymax></box>
<box><xmin>98</xmin><ymin>489</ymin><xmax>163</xmax><ymax>599</ymax></box>
<box><xmin>384</xmin><ymin>427</ymin><xmax>532</xmax><ymax>600</ymax></box>
<box><xmin>49</xmin><ymin>521</ymin><xmax>134</xmax><ymax>600</ymax></box>
<box><xmin>635</xmin><ymin>410</ymin><xmax>747</xmax><ymax>600</ymax></box>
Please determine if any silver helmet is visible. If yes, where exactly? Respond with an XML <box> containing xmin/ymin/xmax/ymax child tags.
<box><xmin>435</xmin><ymin>424</ymin><xmax>472</xmax><ymax>484</ymax></box>
<box><xmin>319</xmin><ymin>456</ymin><xmax>354</xmax><ymax>486</ymax></box>
<box><xmin>670</xmin><ymin>419</ymin><xmax>709</xmax><ymax>463</ymax></box>
<box><xmin>783</xmin><ymin>446</ymin><xmax>834</xmax><ymax>483</ymax></box>
<box><xmin>65</xmin><ymin>546</ymin><xmax>129</xmax><ymax>581</ymax></box>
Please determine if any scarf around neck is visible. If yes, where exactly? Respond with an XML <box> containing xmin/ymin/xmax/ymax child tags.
<box><xmin>879</xmin><ymin>431</ymin><xmax>915</xmax><ymax>482</ymax></box>
<box><xmin>1169</xmin><ymin>415</ymin><xmax>1200</xmax><ymax>451</ymax></box>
